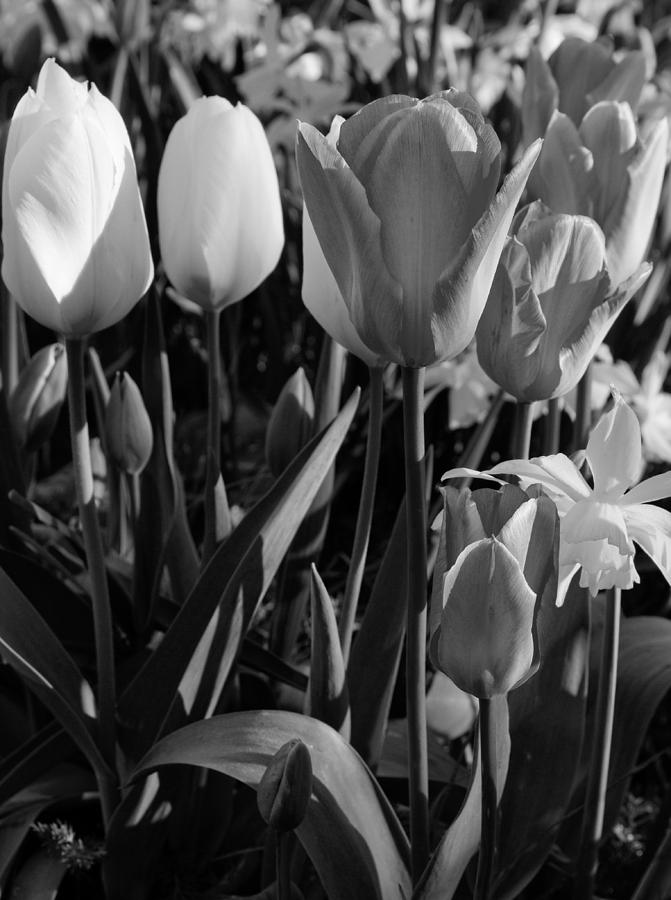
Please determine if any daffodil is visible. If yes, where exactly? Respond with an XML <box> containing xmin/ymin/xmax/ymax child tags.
<box><xmin>441</xmin><ymin>394</ymin><xmax>671</xmax><ymax>601</ymax></box>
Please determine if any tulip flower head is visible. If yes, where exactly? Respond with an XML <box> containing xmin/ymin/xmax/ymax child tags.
<box><xmin>476</xmin><ymin>201</ymin><xmax>650</xmax><ymax>402</ymax></box>
<box><xmin>442</xmin><ymin>394</ymin><xmax>671</xmax><ymax>601</ymax></box>
<box><xmin>530</xmin><ymin>100</ymin><xmax>667</xmax><ymax>287</ymax></box>
<box><xmin>430</xmin><ymin>483</ymin><xmax>559</xmax><ymax>698</ymax></box>
<box><xmin>296</xmin><ymin>90</ymin><xmax>541</xmax><ymax>368</ymax></box>
<box><xmin>105</xmin><ymin>371</ymin><xmax>153</xmax><ymax>475</ymax></box>
<box><xmin>9</xmin><ymin>342</ymin><xmax>67</xmax><ymax>451</ymax></box>
<box><xmin>158</xmin><ymin>96</ymin><xmax>284</xmax><ymax>311</ymax></box>
<box><xmin>523</xmin><ymin>38</ymin><xmax>647</xmax><ymax>146</ymax></box>
<box><xmin>2</xmin><ymin>59</ymin><xmax>154</xmax><ymax>336</ymax></box>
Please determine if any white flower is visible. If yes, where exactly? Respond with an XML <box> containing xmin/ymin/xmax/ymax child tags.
<box><xmin>442</xmin><ymin>393</ymin><xmax>671</xmax><ymax>602</ymax></box>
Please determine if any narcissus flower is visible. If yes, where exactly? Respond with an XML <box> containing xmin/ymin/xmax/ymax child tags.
<box><xmin>522</xmin><ymin>37</ymin><xmax>647</xmax><ymax>146</ymax></box>
<box><xmin>157</xmin><ymin>96</ymin><xmax>284</xmax><ymax>311</ymax></box>
<box><xmin>476</xmin><ymin>201</ymin><xmax>650</xmax><ymax>402</ymax></box>
<box><xmin>430</xmin><ymin>483</ymin><xmax>558</xmax><ymax>698</ymax></box>
<box><xmin>442</xmin><ymin>394</ymin><xmax>671</xmax><ymax>600</ymax></box>
<box><xmin>1</xmin><ymin>59</ymin><xmax>153</xmax><ymax>336</ymax></box>
<box><xmin>296</xmin><ymin>90</ymin><xmax>541</xmax><ymax>368</ymax></box>
<box><xmin>530</xmin><ymin>100</ymin><xmax>667</xmax><ymax>287</ymax></box>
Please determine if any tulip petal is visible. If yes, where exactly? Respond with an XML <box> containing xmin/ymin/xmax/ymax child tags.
<box><xmin>622</xmin><ymin>471</ymin><xmax>671</xmax><ymax>506</ymax></box>
<box><xmin>549</xmin><ymin>37</ymin><xmax>613</xmax><ymax>125</ymax></box>
<box><xmin>497</xmin><ymin>494</ymin><xmax>558</xmax><ymax>598</ymax></box>
<box><xmin>361</xmin><ymin>103</ymin><xmax>480</xmax><ymax>364</ymax></box>
<box><xmin>622</xmin><ymin>503</ymin><xmax>671</xmax><ymax>586</ymax></box>
<box><xmin>532</xmin><ymin>112</ymin><xmax>593</xmax><ymax>216</ymax></box>
<box><xmin>296</xmin><ymin>123</ymin><xmax>403</xmax><ymax>361</ymax></box>
<box><xmin>579</xmin><ymin>101</ymin><xmax>637</xmax><ymax>225</ymax></box>
<box><xmin>522</xmin><ymin>46</ymin><xmax>558</xmax><ymax>144</ymax></box>
<box><xmin>586</xmin><ymin>51</ymin><xmax>646</xmax><ymax>112</ymax></box>
<box><xmin>471</xmin><ymin>482</ymin><xmax>530</xmax><ymax>538</ymax></box>
<box><xmin>432</xmin><ymin>139</ymin><xmax>542</xmax><ymax>362</ymax></box>
<box><xmin>335</xmin><ymin>94</ymin><xmax>417</xmax><ymax>176</ymax></box>
<box><xmin>434</xmin><ymin>538</ymin><xmax>537</xmax><ymax>698</ymax></box>
<box><xmin>301</xmin><ymin>206</ymin><xmax>381</xmax><ymax>367</ymax></box>
<box><xmin>586</xmin><ymin>393</ymin><xmax>642</xmax><ymax>497</ymax></box>
<box><xmin>603</xmin><ymin>117</ymin><xmax>667</xmax><ymax>286</ymax></box>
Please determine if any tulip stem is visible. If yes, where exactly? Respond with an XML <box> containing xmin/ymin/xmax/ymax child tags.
<box><xmin>275</xmin><ymin>830</ymin><xmax>292</xmax><ymax>900</ymax></box>
<box><xmin>574</xmin><ymin>586</ymin><xmax>621</xmax><ymax>900</ymax></box>
<box><xmin>545</xmin><ymin>398</ymin><xmax>562</xmax><ymax>455</ymax></box>
<box><xmin>512</xmin><ymin>401</ymin><xmax>534</xmax><ymax>460</ymax></box>
<box><xmin>65</xmin><ymin>338</ymin><xmax>118</xmax><ymax>826</ymax></box>
<box><xmin>401</xmin><ymin>365</ymin><xmax>430</xmax><ymax>884</ymax></box>
<box><xmin>1</xmin><ymin>285</ymin><xmax>19</xmax><ymax>395</ymax></box>
<box><xmin>573</xmin><ymin>364</ymin><xmax>593</xmax><ymax>453</ymax></box>
<box><xmin>203</xmin><ymin>308</ymin><xmax>231</xmax><ymax>565</ymax></box>
<box><xmin>475</xmin><ymin>696</ymin><xmax>500</xmax><ymax>900</ymax></box>
<box><xmin>339</xmin><ymin>366</ymin><xmax>384</xmax><ymax>664</ymax></box>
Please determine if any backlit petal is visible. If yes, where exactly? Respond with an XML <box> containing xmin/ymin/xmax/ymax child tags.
<box><xmin>622</xmin><ymin>471</ymin><xmax>671</xmax><ymax>506</ymax></box>
<box><xmin>622</xmin><ymin>503</ymin><xmax>671</xmax><ymax>585</ymax></box>
<box><xmin>587</xmin><ymin>393</ymin><xmax>642</xmax><ymax>498</ymax></box>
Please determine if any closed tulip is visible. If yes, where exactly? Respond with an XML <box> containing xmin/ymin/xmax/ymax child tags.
<box><xmin>296</xmin><ymin>90</ymin><xmax>541</xmax><ymax>368</ymax></box>
<box><xmin>476</xmin><ymin>201</ymin><xmax>650</xmax><ymax>402</ymax></box>
<box><xmin>1</xmin><ymin>59</ymin><xmax>153</xmax><ymax>336</ymax></box>
<box><xmin>157</xmin><ymin>96</ymin><xmax>284</xmax><ymax>310</ymax></box>
<box><xmin>530</xmin><ymin>101</ymin><xmax>667</xmax><ymax>287</ymax></box>
<box><xmin>265</xmin><ymin>368</ymin><xmax>314</xmax><ymax>478</ymax></box>
<box><xmin>9</xmin><ymin>342</ymin><xmax>67</xmax><ymax>451</ymax></box>
<box><xmin>522</xmin><ymin>37</ymin><xmax>647</xmax><ymax>146</ymax></box>
<box><xmin>105</xmin><ymin>371</ymin><xmax>153</xmax><ymax>475</ymax></box>
<box><xmin>429</xmin><ymin>483</ymin><xmax>558</xmax><ymax>698</ymax></box>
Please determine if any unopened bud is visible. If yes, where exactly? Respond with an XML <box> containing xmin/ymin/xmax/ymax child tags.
<box><xmin>105</xmin><ymin>372</ymin><xmax>153</xmax><ymax>474</ymax></box>
<box><xmin>9</xmin><ymin>343</ymin><xmax>67</xmax><ymax>451</ymax></box>
<box><xmin>257</xmin><ymin>739</ymin><xmax>313</xmax><ymax>832</ymax></box>
<box><xmin>265</xmin><ymin>369</ymin><xmax>314</xmax><ymax>477</ymax></box>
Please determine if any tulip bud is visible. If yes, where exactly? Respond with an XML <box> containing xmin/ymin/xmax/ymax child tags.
<box><xmin>429</xmin><ymin>484</ymin><xmax>559</xmax><ymax>698</ymax></box>
<box><xmin>257</xmin><ymin>739</ymin><xmax>313</xmax><ymax>832</ymax></box>
<box><xmin>476</xmin><ymin>201</ymin><xmax>649</xmax><ymax>402</ymax></box>
<box><xmin>265</xmin><ymin>368</ymin><xmax>314</xmax><ymax>477</ymax></box>
<box><xmin>9</xmin><ymin>343</ymin><xmax>67</xmax><ymax>451</ymax></box>
<box><xmin>157</xmin><ymin>96</ymin><xmax>284</xmax><ymax>311</ymax></box>
<box><xmin>296</xmin><ymin>91</ymin><xmax>541</xmax><ymax>367</ymax></box>
<box><xmin>1</xmin><ymin>59</ymin><xmax>153</xmax><ymax>336</ymax></box>
<box><xmin>105</xmin><ymin>372</ymin><xmax>153</xmax><ymax>474</ymax></box>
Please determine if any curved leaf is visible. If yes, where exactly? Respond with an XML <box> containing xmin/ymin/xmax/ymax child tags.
<box><xmin>118</xmin><ymin>391</ymin><xmax>360</xmax><ymax>757</ymax></box>
<box><xmin>0</xmin><ymin>567</ymin><xmax>110</xmax><ymax>777</ymax></box>
<box><xmin>130</xmin><ymin>710</ymin><xmax>411</xmax><ymax>900</ymax></box>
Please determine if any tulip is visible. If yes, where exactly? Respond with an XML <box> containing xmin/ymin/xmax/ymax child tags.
<box><xmin>1</xmin><ymin>59</ymin><xmax>153</xmax><ymax>337</ymax></box>
<box><xmin>476</xmin><ymin>201</ymin><xmax>650</xmax><ymax>402</ymax></box>
<box><xmin>257</xmin><ymin>739</ymin><xmax>313</xmax><ymax>832</ymax></box>
<box><xmin>157</xmin><ymin>96</ymin><xmax>284</xmax><ymax>311</ymax></box>
<box><xmin>9</xmin><ymin>342</ymin><xmax>67</xmax><ymax>451</ymax></box>
<box><xmin>529</xmin><ymin>101</ymin><xmax>667</xmax><ymax>287</ymax></box>
<box><xmin>296</xmin><ymin>90</ymin><xmax>541</xmax><ymax>368</ymax></box>
<box><xmin>265</xmin><ymin>368</ymin><xmax>314</xmax><ymax>478</ymax></box>
<box><xmin>105</xmin><ymin>371</ymin><xmax>153</xmax><ymax>475</ymax></box>
<box><xmin>429</xmin><ymin>483</ymin><xmax>558</xmax><ymax>698</ymax></box>
<box><xmin>522</xmin><ymin>38</ymin><xmax>647</xmax><ymax>146</ymax></box>
<box><xmin>442</xmin><ymin>393</ymin><xmax>671</xmax><ymax>601</ymax></box>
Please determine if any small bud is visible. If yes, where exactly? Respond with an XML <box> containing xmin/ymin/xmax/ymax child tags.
<box><xmin>9</xmin><ymin>343</ymin><xmax>67</xmax><ymax>452</ymax></box>
<box><xmin>265</xmin><ymin>369</ymin><xmax>314</xmax><ymax>477</ymax></box>
<box><xmin>105</xmin><ymin>372</ymin><xmax>153</xmax><ymax>474</ymax></box>
<box><xmin>257</xmin><ymin>739</ymin><xmax>313</xmax><ymax>832</ymax></box>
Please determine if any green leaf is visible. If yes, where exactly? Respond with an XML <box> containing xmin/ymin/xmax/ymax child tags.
<box><xmin>117</xmin><ymin>390</ymin><xmax>360</xmax><ymax>758</ymax></box>
<box><xmin>349</xmin><ymin>497</ymin><xmax>407</xmax><ymax>768</ymax></box>
<box><xmin>0</xmin><ymin>567</ymin><xmax>110</xmax><ymax>778</ymax></box>
<box><xmin>0</xmin><ymin>724</ymin><xmax>73</xmax><ymax>807</ymax></box>
<box><xmin>415</xmin><ymin>695</ymin><xmax>510</xmax><ymax>899</ymax></box>
<box><xmin>130</xmin><ymin>710</ymin><xmax>412</xmax><ymax>900</ymax></box>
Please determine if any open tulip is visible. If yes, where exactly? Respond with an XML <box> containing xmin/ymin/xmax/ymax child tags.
<box><xmin>1</xmin><ymin>59</ymin><xmax>153</xmax><ymax>336</ymax></box>
<box><xmin>522</xmin><ymin>38</ymin><xmax>647</xmax><ymax>146</ymax></box>
<box><xmin>158</xmin><ymin>96</ymin><xmax>284</xmax><ymax>311</ymax></box>
<box><xmin>429</xmin><ymin>483</ymin><xmax>558</xmax><ymax>698</ymax></box>
<box><xmin>296</xmin><ymin>90</ymin><xmax>541</xmax><ymax>368</ymax></box>
<box><xmin>442</xmin><ymin>393</ymin><xmax>671</xmax><ymax>601</ymax></box>
<box><xmin>476</xmin><ymin>201</ymin><xmax>650</xmax><ymax>402</ymax></box>
<box><xmin>529</xmin><ymin>101</ymin><xmax>667</xmax><ymax>287</ymax></box>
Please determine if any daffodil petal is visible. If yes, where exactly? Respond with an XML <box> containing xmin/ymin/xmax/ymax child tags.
<box><xmin>622</xmin><ymin>503</ymin><xmax>671</xmax><ymax>585</ymax></box>
<box><xmin>487</xmin><ymin>454</ymin><xmax>591</xmax><ymax>503</ymax></box>
<box><xmin>586</xmin><ymin>393</ymin><xmax>642</xmax><ymax>497</ymax></box>
<box><xmin>623</xmin><ymin>471</ymin><xmax>671</xmax><ymax>505</ymax></box>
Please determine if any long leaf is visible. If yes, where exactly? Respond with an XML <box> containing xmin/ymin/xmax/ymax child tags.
<box><xmin>117</xmin><ymin>390</ymin><xmax>359</xmax><ymax>757</ymax></box>
<box><xmin>130</xmin><ymin>710</ymin><xmax>412</xmax><ymax>900</ymax></box>
<box><xmin>0</xmin><ymin>567</ymin><xmax>110</xmax><ymax>777</ymax></box>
